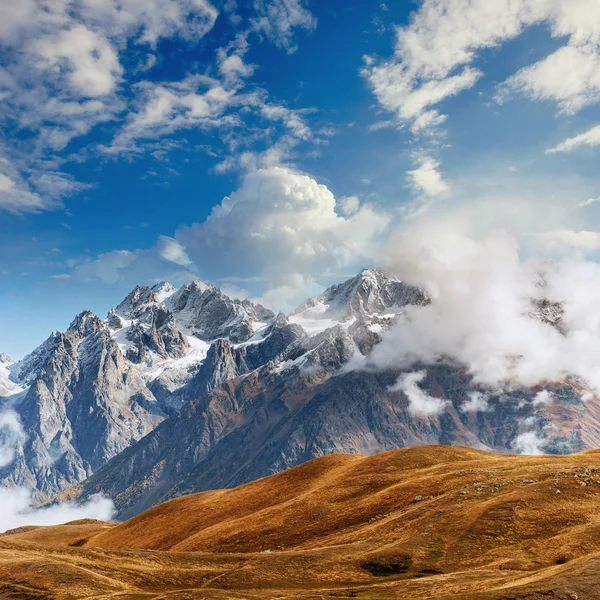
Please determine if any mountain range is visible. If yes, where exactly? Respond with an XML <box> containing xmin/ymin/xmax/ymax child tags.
<box><xmin>1</xmin><ymin>268</ymin><xmax>598</xmax><ymax>517</ymax></box>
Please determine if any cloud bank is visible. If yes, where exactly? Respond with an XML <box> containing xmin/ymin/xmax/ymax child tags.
<box><xmin>0</xmin><ymin>401</ymin><xmax>114</xmax><ymax>533</ymax></box>
<box><xmin>369</xmin><ymin>222</ymin><xmax>600</xmax><ymax>392</ymax></box>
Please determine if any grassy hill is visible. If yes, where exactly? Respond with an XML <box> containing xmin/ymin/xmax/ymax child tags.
<box><xmin>2</xmin><ymin>445</ymin><xmax>600</xmax><ymax>599</ymax></box>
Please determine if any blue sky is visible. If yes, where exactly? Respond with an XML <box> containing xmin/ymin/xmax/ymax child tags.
<box><xmin>2</xmin><ymin>0</ymin><xmax>600</xmax><ymax>358</ymax></box>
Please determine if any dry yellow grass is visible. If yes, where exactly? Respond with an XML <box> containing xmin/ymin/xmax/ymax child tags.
<box><xmin>2</xmin><ymin>445</ymin><xmax>600</xmax><ymax>599</ymax></box>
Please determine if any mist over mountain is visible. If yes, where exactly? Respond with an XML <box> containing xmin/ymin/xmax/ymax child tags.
<box><xmin>2</xmin><ymin>264</ymin><xmax>599</xmax><ymax>521</ymax></box>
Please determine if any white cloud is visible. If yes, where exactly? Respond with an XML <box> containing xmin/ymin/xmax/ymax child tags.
<box><xmin>499</xmin><ymin>44</ymin><xmax>600</xmax><ymax>114</ymax></box>
<box><xmin>533</xmin><ymin>228</ymin><xmax>600</xmax><ymax>257</ymax></box>
<box><xmin>100</xmin><ymin>75</ymin><xmax>241</xmax><ymax>155</ymax></box>
<box><xmin>363</xmin><ymin>0</ymin><xmax>600</xmax><ymax>133</ymax></box>
<box><xmin>0</xmin><ymin>488</ymin><xmax>114</xmax><ymax>534</ymax></box>
<box><xmin>339</xmin><ymin>196</ymin><xmax>360</xmax><ymax>217</ymax></box>
<box><xmin>512</xmin><ymin>431</ymin><xmax>545</xmax><ymax>455</ymax></box>
<box><xmin>407</xmin><ymin>156</ymin><xmax>449</xmax><ymax>197</ymax></box>
<box><xmin>73</xmin><ymin>250</ymin><xmax>137</xmax><ymax>284</ymax></box>
<box><xmin>251</xmin><ymin>0</ymin><xmax>317</xmax><ymax>53</ymax></box>
<box><xmin>547</xmin><ymin>124</ymin><xmax>600</xmax><ymax>153</ymax></box>
<box><xmin>0</xmin><ymin>410</ymin><xmax>26</xmax><ymax>468</ymax></box>
<box><xmin>533</xmin><ymin>390</ymin><xmax>553</xmax><ymax>406</ymax></box>
<box><xmin>0</xmin><ymin>0</ymin><xmax>220</xmax><ymax>213</ymax></box>
<box><xmin>390</xmin><ymin>370</ymin><xmax>449</xmax><ymax>417</ymax></box>
<box><xmin>71</xmin><ymin>167</ymin><xmax>389</xmax><ymax>310</ymax></box>
<box><xmin>0</xmin><ymin>157</ymin><xmax>64</xmax><ymax>214</ymax></box>
<box><xmin>461</xmin><ymin>391</ymin><xmax>490</xmax><ymax>413</ymax></box>
<box><xmin>578</xmin><ymin>197</ymin><xmax>600</xmax><ymax>208</ymax></box>
<box><xmin>0</xmin><ymin>405</ymin><xmax>114</xmax><ymax>532</ymax></box>
<box><xmin>260</xmin><ymin>104</ymin><xmax>313</xmax><ymax>140</ymax></box>
<box><xmin>367</xmin><ymin>213</ymin><xmax>600</xmax><ymax>393</ymax></box>
<box><xmin>157</xmin><ymin>236</ymin><xmax>191</xmax><ymax>266</ymax></box>
<box><xmin>33</xmin><ymin>25</ymin><xmax>123</xmax><ymax>98</ymax></box>
<box><xmin>175</xmin><ymin>166</ymin><xmax>389</xmax><ymax>287</ymax></box>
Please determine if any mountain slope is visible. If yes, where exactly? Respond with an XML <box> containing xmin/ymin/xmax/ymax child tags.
<box><xmin>4</xmin><ymin>267</ymin><xmax>600</xmax><ymax>511</ymax></box>
<box><xmin>3</xmin><ymin>446</ymin><xmax>600</xmax><ymax>600</ymax></box>
<box><xmin>68</xmin><ymin>359</ymin><xmax>600</xmax><ymax>519</ymax></box>
<box><xmin>0</xmin><ymin>312</ymin><xmax>167</xmax><ymax>498</ymax></box>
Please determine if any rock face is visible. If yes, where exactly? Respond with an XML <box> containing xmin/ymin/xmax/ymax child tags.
<box><xmin>3</xmin><ymin>267</ymin><xmax>599</xmax><ymax>516</ymax></box>
<box><xmin>166</xmin><ymin>280</ymin><xmax>275</xmax><ymax>343</ymax></box>
<box><xmin>75</xmin><ymin>360</ymin><xmax>597</xmax><ymax>519</ymax></box>
<box><xmin>0</xmin><ymin>312</ymin><xmax>167</xmax><ymax>499</ymax></box>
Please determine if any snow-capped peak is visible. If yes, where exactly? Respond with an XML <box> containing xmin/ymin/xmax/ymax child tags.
<box><xmin>151</xmin><ymin>281</ymin><xmax>177</xmax><ymax>302</ymax></box>
<box><xmin>114</xmin><ymin>285</ymin><xmax>158</xmax><ymax>319</ymax></box>
<box><xmin>0</xmin><ymin>352</ymin><xmax>25</xmax><ymax>398</ymax></box>
<box><xmin>289</xmin><ymin>268</ymin><xmax>427</xmax><ymax>336</ymax></box>
<box><xmin>68</xmin><ymin>310</ymin><xmax>104</xmax><ymax>338</ymax></box>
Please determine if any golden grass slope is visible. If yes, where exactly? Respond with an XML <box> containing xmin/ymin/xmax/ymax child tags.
<box><xmin>2</xmin><ymin>445</ymin><xmax>600</xmax><ymax>599</ymax></box>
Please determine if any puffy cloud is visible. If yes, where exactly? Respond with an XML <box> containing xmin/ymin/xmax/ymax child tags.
<box><xmin>367</xmin><ymin>215</ymin><xmax>600</xmax><ymax>392</ymax></box>
<box><xmin>32</xmin><ymin>24</ymin><xmax>123</xmax><ymax>98</ymax></box>
<box><xmin>175</xmin><ymin>166</ymin><xmax>390</xmax><ymax>286</ymax></box>
<box><xmin>70</xmin><ymin>167</ymin><xmax>389</xmax><ymax>310</ymax></box>
<box><xmin>390</xmin><ymin>370</ymin><xmax>449</xmax><ymax>417</ymax></box>
<box><xmin>363</xmin><ymin>0</ymin><xmax>600</xmax><ymax>133</ymax></box>
<box><xmin>407</xmin><ymin>156</ymin><xmax>449</xmax><ymax>198</ymax></box>
<box><xmin>252</xmin><ymin>0</ymin><xmax>317</xmax><ymax>53</ymax></box>
<box><xmin>547</xmin><ymin>124</ymin><xmax>600</xmax><ymax>153</ymax></box>
<box><xmin>461</xmin><ymin>391</ymin><xmax>490</xmax><ymax>413</ymax></box>
<box><xmin>512</xmin><ymin>431</ymin><xmax>545</xmax><ymax>455</ymax></box>
<box><xmin>0</xmin><ymin>489</ymin><xmax>114</xmax><ymax>533</ymax></box>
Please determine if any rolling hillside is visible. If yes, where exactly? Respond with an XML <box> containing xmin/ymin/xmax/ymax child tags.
<box><xmin>2</xmin><ymin>445</ymin><xmax>600</xmax><ymax>599</ymax></box>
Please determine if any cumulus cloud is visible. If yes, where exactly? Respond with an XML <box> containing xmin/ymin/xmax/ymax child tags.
<box><xmin>174</xmin><ymin>166</ymin><xmax>389</xmax><ymax>303</ymax></box>
<box><xmin>363</xmin><ymin>0</ymin><xmax>600</xmax><ymax>133</ymax></box>
<box><xmin>32</xmin><ymin>24</ymin><xmax>123</xmax><ymax>98</ymax></box>
<box><xmin>70</xmin><ymin>166</ymin><xmax>389</xmax><ymax>310</ymax></box>
<box><xmin>390</xmin><ymin>370</ymin><xmax>449</xmax><ymax>417</ymax></box>
<box><xmin>252</xmin><ymin>0</ymin><xmax>317</xmax><ymax>52</ymax></box>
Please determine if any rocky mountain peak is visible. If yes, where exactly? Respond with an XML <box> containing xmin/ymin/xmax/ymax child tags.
<box><xmin>151</xmin><ymin>281</ymin><xmax>177</xmax><ymax>302</ymax></box>
<box><xmin>115</xmin><ymin>285</ymin><xmax>158</xmax><ymax>319</ymax></box>
<box><xmin>0</xmin><ymin>352</ymin><xmax>12</xmax><ymax>366</ymax></box>
<box><xmin>318</xmin><ymin>267</ymin><xmax>427</xmax><ymax>319</ymax></box>
<box><xmin>166</xmin><ymin>280</ymin><xmax>275</xmax><ymax>343</ymax></box>
<box><xmin>68</xmin><ymin>311</ymin><xmax>105</xmax><ymax>338</ymax></box>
